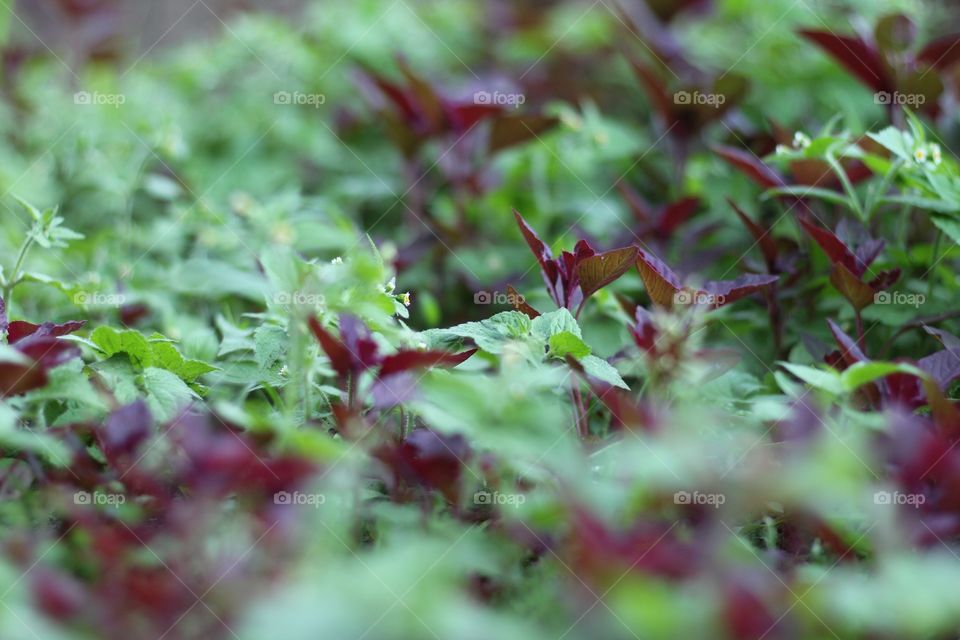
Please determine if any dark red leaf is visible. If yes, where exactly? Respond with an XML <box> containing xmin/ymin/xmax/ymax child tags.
<box><xmin>15</xmin><ymin>337</ymin><xmax>81</xmax><ymax>370</ymax></box>
<box><xmin>7</xmin><ymin>320</ymin><xmax>86</xmax><ymax>344</ymax></box>
<box><xmin>701</xmin><ymin>274</ymin><xmax>779</xmax><ymax>307</ymax></box>
<box><xmin>829</xmin><ymin>263</ymin><xmax>875</xmax><ymax>311</ymax></box>
<box><xmin>576</xmin><ymin>246</ymin><xmax>639</xmax><ymax>300</ymax></box>
<box><xmin>308</xmin><ymin>316</ymin><xmax>353</xmax><ymax>380</ymax></box>
<box><xmin>489</xmin><ymin>115</ymin><xmax>558</xmax><ymax>154</ymax></box>
<box><xmin>867</xmin><ymin>268</ymin><xmax>900</xmax><ymax>292</ymax></box>
<box><xmin>98</xmin><ymin>400</ymin><xmax>151</xmax><ymax>465</ymax></box>
<box><xmin>827</xmin><ymin>319</ymin><xmax>868</xmax><ymax>367</ymax></box>
<box><xmin>506</xmin><ymin>284</ymin><xmax>541</xmax><ymax>318</ymax></box>
<box><xmin>378</xmin><ymin>348</ymin><xmax>476</xmax><ymax>378</ymax></box>
<box><xmin>798</xmin><ymin>29</ymin><xmax>892</xmax><ymax>92</ymax></box>
<box><xmin>727</xmin><ymin>199</ymin><xmax>778</xmax><ymax>271</ymax></box>
<box><xmin>0</xmin><ymin>361</ymin><xmax>47</xmax><ymax>397</ymax></box>
<box><xmin>918</xmin><ymin>349</ymin><xmax>960</xmax><ymax>392</ymax></box>
<box><xmin>917</xmin><ymin>34</ymin><xmax>960</xmax><ymax>71</ymax></box>
<box><xmin>635</xmin><ymin>248</ymin><xmax>684</xmax><ymax>308</ymax></box>
<box><xmin>658</xmin><ymin>197</ymin><xmax>701</xmax><ymax>235</ymax></box>
<box><xmin>712</xmin><ymin>145</ymin><xmax>786</xmax><ymax>189</ymax></box>
<box><xmin>798</xmin><ymin>217</ymin><xmax>864</xmax><ymax>276</ymax></box>
<box><xmin>632</xmin><ymin>306</ymin><xmax>658</xmax><ymax>353</ymax></box>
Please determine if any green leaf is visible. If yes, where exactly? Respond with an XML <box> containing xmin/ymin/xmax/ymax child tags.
<box><xmin>548</xmin><ymin>331</ymin><xmax>591</xmax><ymax>359</ymax></box>
<box><xmin>90</xmin><ymin>327</ymin><xmax>153</xmax><ymax>368</ymax></box>
<box><xmin>840</xmin><ymin>361</ymin><xmax>926</xmax><ymax>392</ymax></box>
<box><xmin>142</xmin><ymin>367</ymin><xmax>197</xmax><ymax>421</ymax></box>
<box><xmin>780</xmin><ymin>362</ymin><xmax>843</xmax><ymax>395</ymax></box>
<box><xmin>581</xmin><ymin>355</ymin><xmax>629</xmax><ymax>389</ymax></box>
<box><xmin>531</xmin><ymin>309</ymin><xmax>580</xmax><ymax>341</ymax></box>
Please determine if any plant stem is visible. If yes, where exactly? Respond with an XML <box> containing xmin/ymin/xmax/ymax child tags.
<box><xmin>2</xmin><ymin>234</ymin><xmax>35</xmax><ymax>311</ymax></box>
<box><xmin>928</xmin><ymin>229</ymin><xmax>942</xmax><ymax>298</ymax></box>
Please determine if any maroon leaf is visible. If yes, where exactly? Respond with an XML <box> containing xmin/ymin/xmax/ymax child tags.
<box><xmin>829</xmin><ymin>263</ymin><xmax>876</xmax><ymax>311</ymax></box>
<box><xmin>15</xmin><ymin>337</ymin><xmax>81</xmax><ymax>370</ymax></box>
<box><xmin>798</xmin><ymin>217</ymin><xmax>864</xmax><ymax>276</ymax></box>
<box><xmin>378</xmin><ymin>348</ymin><xmax>476</xmax><ymax>378</ymax></box>
<box><xmin>635</xmin><ymin>248</ymin><xmax>684</xmax><ymax>307</ymax></box>
<box><xmin>702</xmin><ymin>274</ymin><xmax>779</xmax><ymax>307</ymax></box>
<box><xmin>489</xmin><ymin>115</ymin><xmax>559</xmax><ymax>154</ymax></box>
<box><xmin>7</xmin><ymin>320</ymin><xmax>86</xmax><ymax>344</ymax></box>
<box><xmin>918</xmin><ymin>349</ymin><xmax>960</xmax><ymax>391</ymax></box>
<box><xmin>867</xmin><ymin>268</ymin><xmax>900</xmax><ymax>292</ymax></box>
<box><xmin>917</xmin><ymin>34</ymin><xmax>960</xmax><ymax>71</ymax></box>
<box><xmin>308</xmin><ymin>317</ymin><xmax>353</xmax><ymax>380</ymax></box>
<box><xmin>0</xmin><ymin>361</ymin><xmax>47</xmax><ymax>397</ymax></box>
<box><xmin>631</xmin><ymin>306</ymin><xmax>658</xmax><ymax>353</ymax></box>
<box><xmin>576</xmin><ymin>246</ymin><xmax>639</xmax><ymax>300</ymax></box>
<box><xmin>727</xmin><ymin>199</ymin><xmax>778</xmax><ymax>271</ymax></box>
<box><xmin>506</xmin><ymin>284</ymin><xmax>541</xmax><ymax>318</ymax></box>
<box><xmin>659</xmin><ymin>197</ymin><xmax>701</xmax><ymax>235</ymax></box>
<box><xmin>798</xmin><ymin>29</ymin><xmax>892</xmax><ymax>92</ymax></box>
<box><xmin>827</xmin><ymin>319</ymin><xmax>868</xmax><ymax>367</ymax></box>
<box><xmin>628</xmin><ymin>57</ymin><xmax>674</xmax><ymax>124</ymax></box>
<box><xmin>712</xmin><ymin>145</ymin><xmax>786</xmax><ymax>189</ymax></box>
<box><xmin>98</xmin><ymin>401</ymin><xmax>151</xmax><ymax>465</ymax></box>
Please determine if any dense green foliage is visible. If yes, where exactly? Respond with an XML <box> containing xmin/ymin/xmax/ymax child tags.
<box><xmin>2</xmin><ymin>1</ymin><xmax>960</xmax><ymax>638</ymax></box>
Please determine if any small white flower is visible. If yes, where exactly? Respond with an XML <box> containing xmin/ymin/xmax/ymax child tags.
<box><xmin>931</xmin><ymin>143</ymin><xmax>942</xmax><ymax>165</ymax></box>
<box><xmin>401</xmin><ymin>292</ymin><xmax>411</xmax><ymax>307</ymax></box>
<box><xmin>792</xmin><ymin>132</ymin><xmax>811</xmax><ymax>150</ymax></box>
<box><xmin>914</xmin><ymin>147</ymin><xmax>928</xmax><ymax>164</ymax></box>
<box><xmin>775</xmin><ymin>144</ymin><xmax>790</xmax><ymax>155</ymax></box>
<box><xmin>331</xmin><ymin>256</ymin><xmax>343</xmax><ymax>265</ymax></box>
<box><xmin>417</xmin><ymin>341</ymin><xmax>427</xmax><ymax>350</ymax></box>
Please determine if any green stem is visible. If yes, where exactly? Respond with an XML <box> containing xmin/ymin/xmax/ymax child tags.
<box><xmin>2</xmin><ymin>234</ymin><xmax>35</xmax><ymax>311</ymax></box>
<box><xmin>928</xmin><ymin>229</ymin><xmax>942</xmax><ymax>298</ymax></box>
<box><xmin>825</xmin><ymin>152</ymin><xmax>864</xmax><ymax>221</ymax></box>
